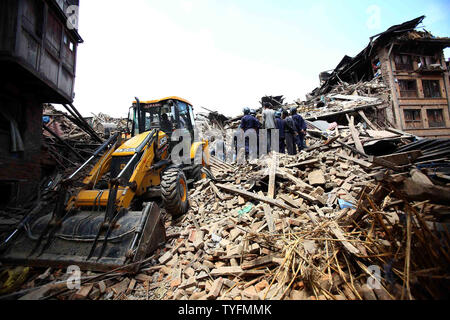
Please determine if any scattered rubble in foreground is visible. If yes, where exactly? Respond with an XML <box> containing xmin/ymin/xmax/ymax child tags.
<box><xmin>1</xmin><ymin>77</ymin><xmax>449</xmax><ymax>300</ymax></box>
<box><xmin>1</xmin><ymin>121</ymin><xmax>448</xmax><ymax>300</ymax></box>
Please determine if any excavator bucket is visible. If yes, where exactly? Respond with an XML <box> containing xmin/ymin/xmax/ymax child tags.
<box><xmin>1</xmin><ymin>202</ymin><xmax>165</xmax><ymax>272</ymax></box>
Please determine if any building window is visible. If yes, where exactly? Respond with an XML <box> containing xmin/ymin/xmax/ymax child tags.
<box><xmin>427</xmin><ymin>109</ymin><xmax>445</xmax><ymax>128</ymax></box>
<box><xmin>45</xmin><ymin>12</ymin><xmax>62</xmax><ymax>53</ymax></box>
<box><xmin>23</xmin><ymin>0</ymin><xmax>44</xmax><ymax>37</ymax></box>
<box><xmin>398</xmin><ymin>80</ymin><xmax>418</xmax><ymax>98</ymax></box>
<box><xmin>422</xmin><ymin>80</ymin><xmax>442</xmax><ymax>98</ymax></box>
<box><xmin>404</xmin><ymin>109</ymin><xmax>422</xmax><ymax>129</ymax></box>
<box><xmin>395</xmin><ymin>55</ymin><xmax>414</xmax><ymax>71</ymax></box>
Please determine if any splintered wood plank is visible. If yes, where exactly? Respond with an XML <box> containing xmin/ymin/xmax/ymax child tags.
<box><xmin>329</xmin><ymin>222</ymin><xmax>360</xmax><ymax>256</ymax></box>
<box><xmin>276</xmin><ymin>168</ymin><xmax>313</xmax><ymax>191</ymax></box>
<box><xmin>358</xmin><ymin>110</ymin><xmax>378</xmax><ymax>130</ymax></box>
<box><xmin>241</xmin><ymin>255</ymin><xmax>276</xmax><ymax>270</ymax></box>
<box><xmin>347</xmin><ymin>115</ymin><xmax>366</xmax><ymax>155</ymax></box>
<box><xmin>263</xmin><ymin>205</ymin><xmax>275</xmax><ymax>233</ymax></box>
<box><xmin>210</xmin><ymin>266</ymin><xmax>266</xmax><ymax>277</ymax></box>
<box><xmin>210</xmin><ymin>181</ymin><xmax>226</xmax><ymax>200</ymax></box>
<box><xmin>73</xmin><ymin>283</ymin><xmax>93</xmax><ymax>300</ymax></box>
<box><xmin>278</xmin><ymin>194</ymin><xmax>299</xmax><ymax>208</ymax></box>
<box><xmin>215</xmin><ymin>183</ymin><xmax>297</xmax><ymax>213</ymax></box>
<box><xmin>284</xmin><ymin>159</ymin><xmax>319</xmax><ymax>169</ymax></box>
<box><xmin>294</xmin><ymin>191</ymin><xmax>320</xmax><ymax>205</ymax></box>
<box><xmin>337</xmin><ymin>152</ymin><xmax>372</xmax><ymax>169</ymax></box>
<box><xmin>376</xmin><ymin>150</ymin><xmax>422</xmax><ymax>166</ymax></box>
<box><xmin>369</xmin><ymin>156</ymin><xmax>402</xmax><ymax>171</ymax></box>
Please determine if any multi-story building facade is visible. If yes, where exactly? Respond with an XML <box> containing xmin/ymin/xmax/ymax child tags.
<box><xmin>376</xmin><ymin>31</ymin><xmax>450</xmax><ymax>137</ymax></box>
<box><xmin>311</xmin><ymin>16</ymin><xmax>450</xmax><ymax>138</ymax></box>
<box><xmin>0</xmin><ymin>0</ymin><xmax>82</xmax><ymax>205</ymax></box>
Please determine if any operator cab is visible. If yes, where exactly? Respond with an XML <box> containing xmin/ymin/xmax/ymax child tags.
<box><xmin>129</xmin><ymin>97</ymin><xmax>196</xmax><ymax>142</ymax></box>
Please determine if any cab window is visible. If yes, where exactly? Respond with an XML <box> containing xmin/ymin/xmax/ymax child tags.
<box><xmin>159</xmin><ymin>103</ymin><xmax>176</xmax><ymax>134</ymax></box>
<box><xmin>177</xmin><ymin>102</ymin><xmax>192</xmax><ymax>130</ymax></box>
<box><xmin>188</xmin><ymin>105</ymin><xmax>196</xmax><ymax>129</ymax></box>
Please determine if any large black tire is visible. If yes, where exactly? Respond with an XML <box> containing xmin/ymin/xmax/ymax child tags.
<box><xmin>161</xmin><ymin>167</ymin><xmax>189</xmax><ymax>218</ymax></box>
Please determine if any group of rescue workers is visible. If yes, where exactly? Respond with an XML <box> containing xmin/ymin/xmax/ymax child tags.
<box><xmin>239</xmin><ymin>102</ymin><xmax>307</xmax><ymax>157</ymax></box>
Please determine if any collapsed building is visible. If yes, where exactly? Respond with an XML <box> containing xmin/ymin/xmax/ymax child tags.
<box><xmin>0</xmin><ymin>14</ymin><xmax>449</xmax><ymax>301</ymax></box>
<box><xmin>307</xmin><ymin>16</ymin><xmax>450</xmax><ymax>138</ymax></box>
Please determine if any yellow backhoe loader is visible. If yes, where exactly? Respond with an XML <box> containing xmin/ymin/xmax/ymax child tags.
<box><xmin>1</xmin><ymin>97</ymin><xmax>210</xmax><ymax>272</ymax></box>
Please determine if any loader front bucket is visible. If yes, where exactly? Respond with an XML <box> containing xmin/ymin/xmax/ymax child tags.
<box><xmin>0</xmin><ymin>202</ymin><xmax>166</xmax><ymax>273</ymax></box>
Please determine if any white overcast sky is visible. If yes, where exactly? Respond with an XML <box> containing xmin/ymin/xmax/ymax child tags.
<box><xmin>71</xmin><ymin>0</ymin><xmax>450</xmax><ymax>118</ymax></box>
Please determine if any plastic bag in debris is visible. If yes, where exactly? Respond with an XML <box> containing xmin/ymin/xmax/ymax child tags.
<box><xmin>238</xmin><ymin>204</ymin><xmax>254</xmax><ymax>217</ymax></box>
<box><xmin>338</xmin><ymin>199</ymin><xmax>356</xmax><ymax>210</ymax></box>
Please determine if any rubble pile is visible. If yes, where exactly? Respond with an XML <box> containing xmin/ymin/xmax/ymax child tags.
<box><xmin>43</xmin><ymin>104</ymin><xmax>127</xmax><ymax>140</ymax></box>
<box><xmin>2</xmin><ymin>126</ymin><xmax>448</xmax><ymax>300</ymax></box>
<box><xmin>1</xmin><ymin>98</ymin><xmax>449</xmax><ymax>301</ymax></box>
<box><xmin>301</xmin><ymin>77</ymin><xmax>390</xmax><ymax>123</ymax></box>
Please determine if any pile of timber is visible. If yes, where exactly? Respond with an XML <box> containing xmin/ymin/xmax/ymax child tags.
<box><xmin>301</xmin><ymin>77</ymin><xmax>390</xmax><ymax>128</ymax></box>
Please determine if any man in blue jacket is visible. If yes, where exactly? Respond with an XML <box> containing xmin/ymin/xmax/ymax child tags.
<box><xmin>291</xmin><ymin>107</ymin><xmax>307</xmax><ymax>152</ymax></box>
<box><xmin>274</xmin><ymin>111</ymin><xmax>285</xmax><ymax>154</ymax></box>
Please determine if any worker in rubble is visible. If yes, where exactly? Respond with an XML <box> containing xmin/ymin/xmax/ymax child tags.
<box><xmin>274</xmin><ymin>111</ymin><xmax>285</xmax><ymax>154</ymax></box>
<box><xmin>250</xmin><ymin>109</ymin><xmax>260</xmax><ymax>156</ymax></box>
<box><xmin>240</xmin><ymin>107</ymin><xmax>260</xmax><ymax>159</ymax></box>
<box><xmin>262</xmin><ymin>102</ymin><xmax>276</xmax><ymax>152</ymax></box>
<box><xmin>291</xmin><ymin>107</ymin><xmax>307</xmax><ymax>152</ymax></box>
<box><xmin>284</xmin><ymin>109</ymin><xmax>298</xmax><ymax>155</ymax></box>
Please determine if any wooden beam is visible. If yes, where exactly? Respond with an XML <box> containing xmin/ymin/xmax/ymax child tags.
<box><xmin>278</xmin><ymin>194</ymin><xmax>301</xmax><ymax>208</ymax></box>
<box><xmin>276</xmin><ymin>168</ymin><xmax>313</xmax><ymax>191</ymax></box>
<box><xmin>331</xmin><ymin>94</ymin><xmax>379</xmax><ymax>103</ymax></box>
<box><xmin>215</xmin><ymin>183</ymin><xmax>297</xmax><ymax>213</ymax></box>
<box><xmin>358</xmin><ymin>110</ymin><xmax>378</xmax><ymax>130</ymax></box>
<box><xmin>329</xmin><ymin>222</ymin><xmax>360</xmax><ymax>256</ymax></box>
<box><xmin>376</xmin><ymin>150</ymin><xmax>422</xmax><ymax>166</ymax></box>
<box><xmin>210</xmin><ymin>266</ymin><xmax>266</xmax><ymax>277</ymax></box>
<box><xmin>210</xmin><ymin>181</ymin><xmax>226</xmax><ymax>200</ymax></box>
<box><xmin>241</xmin><ymin>255</ymin><xmax>277</xmax><ymax>270</ymax></box>
<box><xmin>368</xmin><ymin>156</ymin><xmax>402</xmax><ymax>171</ymax></box>
<box><xmin>347</xmin><ymin>115</ymin><xmax>366</xmax><ymax>155</ymax></box>
<box><xmin>284</xmin><ymin>159</ymin><xmax>319</xmax><ymax>169</ymax></box>
<box><xmin>263</xmin><ymin>205</ymin><xmax>275</xmax><ymax>234</ymax></box>
<box><xmin>337</xmin><ymin>152</ymin><xmax>372</xmax><ymax>169</ymax></box>
<box><xmin>336</xmin><ymin>139</ymin><xmax>367</xmax><ymax>158</ymax></box>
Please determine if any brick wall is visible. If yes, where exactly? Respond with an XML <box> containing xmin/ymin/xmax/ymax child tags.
<box><xmin>0</xmin><ymin>97</ymin><xmax>42</xmax><ymax>205</ymax></box>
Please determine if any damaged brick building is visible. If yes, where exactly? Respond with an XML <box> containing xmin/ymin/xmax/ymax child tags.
<box><xmin>310</xmin><ymin>16</ymin><xmax>450</xmax><ymax>138</ymax></box>
<box><xmin>0</xmin><ymin>0</ymin><xmax>82</xmax><ymax>205</ymax></box>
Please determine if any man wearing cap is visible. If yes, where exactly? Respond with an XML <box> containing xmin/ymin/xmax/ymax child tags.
<box><xmin>250</xmin><ymin>109</ymin><xmax>261</xmax><ymax>156</ymax></box>
<box><xmin>291</xmin><ymin>107</ymin><xmax>307</xmax><ymax>152</ymax></box>
<box><xmin>240</xmin><ymin>107</ymin><xmax>260</xmax><ymax>159</ymax></box>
